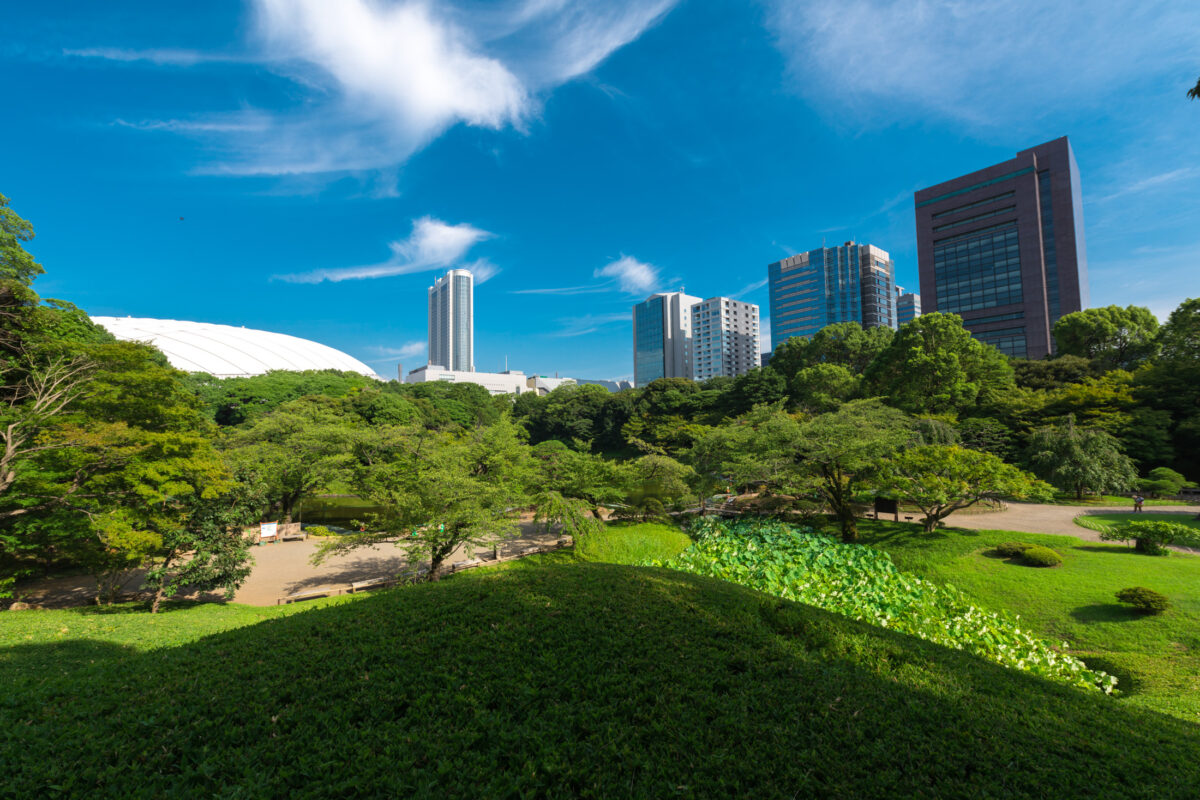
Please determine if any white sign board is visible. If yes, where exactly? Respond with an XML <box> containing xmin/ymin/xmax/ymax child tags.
<box><xmin>260</xmin><ymin>522</ymin><xmax>278</xmax><ymax>540</ymax></box>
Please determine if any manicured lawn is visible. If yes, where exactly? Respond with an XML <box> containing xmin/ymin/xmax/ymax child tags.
<box><xmin>2</xmin><ymin>565</ymin><xmax>1199</xmax><ymax>797</ymax></box>
<box><xmin>839</xmin><ymin>519</ymin><xmax>1200</xmax><ymax>722</ymax></box>
<box><xmin>470</xmin><ymin>520</ymin><xmax>692</xmax><ymax>574</ymax></box>
<box><xmin>1074</xmin><ymin>512</ymin><xmax>1200</xmax><ymax>533</ymax></box>
<box><xmin>1045</xmin><ymin>493</ymin><xmax>1188</xmax><ymax>507</ymax></box>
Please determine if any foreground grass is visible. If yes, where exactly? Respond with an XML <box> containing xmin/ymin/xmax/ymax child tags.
<box><xmin>2</xmin><ymin>565</ymin><xmax>1200</xmax><ymax>798</ymax></box>
<box><xmin>840</xmin><ymin>519</ymin><xmax>1200</xmax><ymax>721</ymax></box>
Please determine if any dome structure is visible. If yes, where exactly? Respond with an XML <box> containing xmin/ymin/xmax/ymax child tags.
<box><xmin>90</xmin><ymin>317</ymin><xmax>381</xmax><ymax>380</ymax></box>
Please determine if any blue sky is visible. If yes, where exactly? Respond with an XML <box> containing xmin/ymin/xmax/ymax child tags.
<box><xmin>3</xmin><ymin>0</ymin><xmax>1199</xmax><ymax>381</ymax></box>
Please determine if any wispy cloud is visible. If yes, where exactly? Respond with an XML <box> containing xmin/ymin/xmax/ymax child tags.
<box><xmin>1097</xmin><ymin>167</ymin><xmax>1200</xmax><ymax>203</ymax></box>
<box><xmin>764</xmin><ymin>0</ymin><xmax>1200</xmax><ymax>129</ymax></box>
<box><xmin>276</xmin><ymin>216</ymin><xmax>491</xmax><ymax>283</ymax></box>
<box><xmin>368</xmin><ymin>341</ymin><xmax>427</xmax><ymax>361</ymax></box>
<box><xmin>511</xmin><ymin>284</ymin><xmax>612</xmax><ymax>296</ymax></box>
<box><xmin>594</xmin><ymin>255</ymin><xmax>660</xmax><ymax>295</ymax></box>
<box><xmin>87</xmin><ymin>0</ymin><xmax>678</xmax><ymax>176</ymax></box>
<box><xmin>63</xmin><ymin>47</ymin><xmax>247</xmax><ymax>66</ymax></box>
<box><xmin>553</xmin><ymin>312</ymin><xmax>630</xmax><ymax>338</ymax></box>
<box><xmin>730</xmin><ymin>278</ymin><xmax>767</xmax><ymax>299</ymax></box>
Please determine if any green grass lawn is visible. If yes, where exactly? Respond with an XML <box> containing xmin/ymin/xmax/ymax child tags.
<box><xmin>1045</xmin><ymin>493</ymin><xmax>1189</xmax><ymax>507</ymax></box>
<box><xmin>836</xmin><ymin>519</ymin><xmax>1200</xmax><ymax>722</ymax></box>
<box><xmin>470</xmin><ymin>520</ymin><xmax>693</xmax><ymax>574</ymax></box>
<box><xmin>1074</xmin><ymin>512</ymin><xmax>1200</xmax><ymax>533</ymax></box>
<box><xmin>3</xmin><ymin>565</ymin><xmax>1200</xmax><ymax>797</ymax></box>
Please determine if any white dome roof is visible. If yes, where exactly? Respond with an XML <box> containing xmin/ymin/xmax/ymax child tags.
<box><xmin>90</xmin><ymin>317</ymin><xmax>381</xmax><ymax>380</ymax></box>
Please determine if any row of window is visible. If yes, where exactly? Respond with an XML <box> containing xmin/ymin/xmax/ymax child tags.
<box><xmin>932</xmin><ymin>205</ymin><xmax>1016</xmax><ymax>233</ymax></box>
<box><xmin>931</xmin><ymin>190</ymin><xmax>1016</xmax><ymax>219</ymax></box>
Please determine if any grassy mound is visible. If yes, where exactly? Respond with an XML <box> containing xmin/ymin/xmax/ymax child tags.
<box><xmin>3</xmin><ymin>566</ymin><xmax>1200</xmax><ymax>797</ymax></box>
<box><xmin>840</xmin><ymin>519</ymin><xmax>1200</xmax><ymax>721</ymax></box>
<box><xmin>574</xmin><ymin>521</ymin><xmax>692</xmax><ymax>564</ymax></box>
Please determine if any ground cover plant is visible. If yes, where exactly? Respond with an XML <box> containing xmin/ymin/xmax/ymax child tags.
<box><xmin>3</xmin><ymin>566</ymin><xmax>1200</xmax><ymax>797</ymax></box>
<box><xmin>841</xmin><ymin>519</ymin><xmax>1200</xmax><ymax>721</ymax></box>
<box><xmin>649</xmin><ymin>518</ymin><xmax>1114</xmax><ymax>692</ymax></box>
<box><xmin>1075</xmin><ymin>512</ymin><xmax>1200</xmax><ymax>534</ymax></box>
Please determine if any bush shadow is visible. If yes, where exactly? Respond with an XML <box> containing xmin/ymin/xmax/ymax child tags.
<box><xmin>1070</xmin><ymin>604</ymin><xmax>1142</xmax><ymax>624</ymax></box>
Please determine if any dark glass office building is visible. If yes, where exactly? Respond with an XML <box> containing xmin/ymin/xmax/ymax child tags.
<box><xmin>914</xmin><ymin>137</ymin><xmax>1089</xmax><ymax>360</ymax></box>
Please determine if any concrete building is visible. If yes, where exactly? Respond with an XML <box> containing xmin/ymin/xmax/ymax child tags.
<box><xmin>405</xmin><ymin>365</ymin><xmax>527</xmax><ymax>395</ymax></box>
<box><xmin>896</xmin><ymin>286</ymin><xmax>922</xmax><ymax>325</ymax></box>
<box><xmin>767</xmin><ymin>242</ymin><xmax>897</xmax><ymax>349</ymax></box>
<box><xmin>632</xmin><ymin>291</ymin><xmax>701</xmax><ymax>387</ymax></box>
<box><xmin>576</xmin><ymin>378</ymin><xmax>634</xmax><ymax>392</ymax></box>
<box><xmin>428</xmin><ymin>269</ymin><xmax>474</xmax><ymax>372</ymax></box>
<box><xmin>527</xmin><ymin>376</ymin><xmax>578</xmax><ymax>396</ymax></box>
<box><xmin>690</xmin><ymin>297</ymin><xmax>761</xmax><ymax>381</ymax></box>
<box><xmin>914</xmin><ymin>136</ymin><xmax>1089</xmax><ymax>359</ymax></box>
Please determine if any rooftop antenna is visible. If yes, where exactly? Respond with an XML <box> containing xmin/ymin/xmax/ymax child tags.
<box><xmin>505</xmin><ymin>354</ymin><xmax>509</xmax><ymax>372</ymax></box>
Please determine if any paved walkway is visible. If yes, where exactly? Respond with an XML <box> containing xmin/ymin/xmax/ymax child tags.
<box><xmin>943</xmin><ymin>502</ymin><xmax>1200</xmax><ymax>553</ymax></box>
<box><xmin>15</xmin><ymin>521</ymin><xmax>565</xmax><ymax>609</ymax></box>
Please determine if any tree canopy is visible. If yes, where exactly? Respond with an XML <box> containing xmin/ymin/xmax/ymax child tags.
<box><xmin>1052</xmin><ymin>305</ymin><xmax>1159</xmax><ymax>370</ymax></box>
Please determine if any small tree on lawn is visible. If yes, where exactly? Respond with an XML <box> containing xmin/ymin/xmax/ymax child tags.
<box><xmin>1138</xmin><ymin>467</ymin><xmax>1197</xmax><ymax>499</ymax></box>
<box><xmin>796</xmin><ymin>399</ymin><xmax>913</xmax><ymax>543</ymax></box>
<box><xmin>1025</xmin><ymin>415</ymin><xmax>1137</xmax><ymax>500</ymax></box>
<box><xmin>1099</xmin><ymin>520</ymin><xmax>1200</xmax><ymax>555</ymax></box>
<box><xmin>877</xmin><ymin>445</ymin><xmax>1051</xmax><ymax>533</ymax></box>
<box><xmin>319</xmin><ymin>418</ymin><xmax>530</xmax><ymax>578</ymax></box>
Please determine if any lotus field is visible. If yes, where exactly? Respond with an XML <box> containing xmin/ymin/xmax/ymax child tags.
<box><xmin>649</xmin><ymin>518</ymin><xmax>1117</xmax><ymax>694</ymax></box>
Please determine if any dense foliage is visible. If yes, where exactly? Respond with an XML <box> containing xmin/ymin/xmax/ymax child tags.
<box><xmin>1115</xmin><ymin>586</ymin><xmax>1170</xmax><ymax>614</ymax></box>
<box><xmin>650</xmin><ymin>518</ymin><xmax>1116</xmax><ymax>693</ymax></box>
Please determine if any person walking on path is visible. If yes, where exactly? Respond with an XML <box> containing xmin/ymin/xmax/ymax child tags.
<box><xmin>1133</xmin><ymin>494</ymin><xmax>1145</xmax><ymax>513</ymax></box>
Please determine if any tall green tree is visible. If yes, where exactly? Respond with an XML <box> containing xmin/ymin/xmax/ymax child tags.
<box><xmin>1136</xmin><ymin>298</ymin><xmax>1200</xmax><ymax>479</ymax></box>
<box><xmin>319</xmin><ymin>418</ymin><xmax>531</xmax><ymax>578</ymax></box>
<box><xmin>1053</xmin><ymin>305</ymin><xmax>1159</xmax><ymax>370</ymax></box>
<box><xmin>769</xmin><ymin>322</ymin><xmax>893</xmax><ymax>378</ymax></box>
<box><xmin>864</xmin><ymin>313</ymin><xmax>1014</xmax><ymax>415</ymax></box>
<box><xmin>789</xmin><ymin>363</ymin><xmax>859</xmax><ymax>413</ymax></box>
<box><xmin>796</xmin><ymin>399</ymin><xmax>913</xmax><ymax>542</ymax></box>
<box><xmin>1024</xmin><ymin>415</ymin><xmax>1138</xmax><ymax>499</ymax></box>
<box><xmin>877</xmin><ymin>445</ymin><xmax>1050</xmax><ymax>533</ymax></box>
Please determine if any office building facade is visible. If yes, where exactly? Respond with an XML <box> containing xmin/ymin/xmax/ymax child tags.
<box><xmin>632</xmin><ymin>291</ymin><xmax>701</xmax><ymax>387</ymax></box>
<box><xmin>428</xmin><ymin>268</ymin><xmax>474</xmax><ymax>372</ymax></box>
<box><xmin>767</xmin><ymin>242</ymin><xmax>897</xmax><ymax>349</ymax></box>
<box><xmin>896</xmin><ymin>286</ymin><xmax>922</xmax><ymax>325</ymax></box>
<box><xmin>691</xmin><ymin>297</ymin><xmax>761</xmax><ymax>381</ymax></box>
<box><xmin>914</xmin><ymin>136</ymin><xmax>1089</xmax><ymax>359</ymax></box>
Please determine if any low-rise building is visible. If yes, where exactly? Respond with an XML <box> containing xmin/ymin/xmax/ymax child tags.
<box><xmin>405</xmin><ymin>365</ymin><xmax>528</xmax><ymax>395</ymax></box>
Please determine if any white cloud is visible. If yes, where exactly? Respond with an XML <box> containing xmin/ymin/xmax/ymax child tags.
<box><xmin>369</xmin><ymin>341</ymin><xmax>427</xmax><ymax>360</ymax></box>
<box><xmin>553</xmin><ymin>312</ymin><xmax>630</xmax><ymax>337</ymax></box>
<box><xmin>594</xmin><ymin>255</ymin><xmax>660</xmax><ymax>295</ymax></box>
<box><xmin>63</xmin><ymin>47</ymin><xmax>243</xmax><ymax>66</ymax></box>
<box><xmin>765</xmin><ymin>0</ymin><xmax>1200</xmax><ymax>128</ymax></box>
<box><xmin>89</xmin><ymin>0</ymin><xmax>678</xmax><ymax>175</ymax></box>
<box><xmin>277</xmin><ymin>216</ymin><xmax>491</xmax><ymax>283</ymax></box>
<box><xmin>731</xmin><ymin>278</ymin><xmax>767</xmax><ymax>299</ymax></box>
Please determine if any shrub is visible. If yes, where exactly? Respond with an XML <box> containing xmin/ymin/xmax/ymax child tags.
<box><xmin>648</xmin><ymin>518</ymin><xmax>1115</xmax><ymax>693</ymax></box>
<box><xmin>306</xmin><ymin>526</ymin><xmax>335</xmax><ymax>537</ymax></box>
<box><xmin>1116</xmin><ymin>586</ymin><xmax>1170</xmax><ymax>615</ymax></box>
<box><xmin>1020</xmin><ymin>545</ymin><xmax>1062</xmax><ymax>568</ymax></box>
<box><xmin>994</xmin><ymin>541</ymin><xmax>1032</xmax><ymax>558</ymax></box>
<box><xmin>1099</xmin><ymin>520</ymin><xmax>1200</xmax><ymax>556</ymax></box>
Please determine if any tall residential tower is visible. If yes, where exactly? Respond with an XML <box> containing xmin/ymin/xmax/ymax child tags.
<box><xmin>428</xmin><ymin>268</ymin><xmax>474</xmax><ymax>372</ymax></box>
<box><xmin>914</xmin><ymin>136</ymin><xmax>1089</xmax><ymax>359</ymax></box>
<box><xmin>767</xmin><ymin>242</ymin><xmax>897</xmax><ymax>350</ymax></box>
<box><xmin>690</xmin><ymin>297</ymin><xmax>760</xmax><ymax>381</ymax></box>
<box><xmin>632</xmin><ymin>291</ymin><xmax>701</xmax><ymax>387</ymax></box>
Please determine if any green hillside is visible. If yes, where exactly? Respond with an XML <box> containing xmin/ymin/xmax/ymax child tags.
<box><xmin>2</xmin><ymin>565</ymin><xmax>1198</xmax><ymax>798</ymax></box>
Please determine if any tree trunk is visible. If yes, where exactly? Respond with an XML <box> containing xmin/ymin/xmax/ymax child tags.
<box><xmin>1076</xmin><ymin>486</ymin><xmax>1085</xmax><ymax>500</ymax></box>
<box><xmin>836</xmin><ymin>505</ymin><xmax>858</xmax><ymax>543</ymax></box>
<box><xmin>152</xmin><ymin>586</ymin><xmax>165</xmax><ymax>614</ymax></box>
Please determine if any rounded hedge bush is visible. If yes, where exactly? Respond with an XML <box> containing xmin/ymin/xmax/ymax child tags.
<box><xmin>994</xmin><ymin>541</ymin><xmax>1032</xmax><ymax>558</ymax></box>
<box><xmin>1116</xmin><ymin>586</ymin><xmax>1170</xmax><ymax>614</ymax></box>
<box><xmin>1020</xmin><ymin>545</ymin><xmax>1062</xmax><ymax>568</ymax></box>
<box><xmin>305</xmin><ymin>525</ymin><xmax>335</xmax><ymax>537</ymax></box>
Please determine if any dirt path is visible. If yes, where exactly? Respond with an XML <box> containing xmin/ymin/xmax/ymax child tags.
<box><xmin>16</xmin><ymin>521</ymin><xmax>565</xmax><ymax>609</ymax></box>
<box><xmin>944</xmin><ymin>502</ymin><xmax>1200</xmax><ymax>553</ymax></box>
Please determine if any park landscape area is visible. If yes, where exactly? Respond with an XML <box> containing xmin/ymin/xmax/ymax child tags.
<box><xmin>3</xmin><ymin>192</ymin><xmax>1200</xmax><ymax>796</ymax></box>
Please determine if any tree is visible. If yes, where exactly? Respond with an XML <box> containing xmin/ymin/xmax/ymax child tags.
<box><xmin>864</xmin><ymin>313</ymin><xmax>1014</xmax><ymax>415</ymax></box>
<box><xmin>956</xmin><ymin>417</ymin><xmax>1015</xmax><ymax>460</ymax></box>
<box><xmin>620</xmin><ymin>454</ymin><xmax>695</xmax><ymax>521</ymax></box>
<box><xmin>719</xmin><ymin>367</ymin><xmax>787</xmax><ymax>416</ymax></box>
<box><xmin>186</xmin><ymin>369</ymin><xmax>381</xmax><ymax>426</ymax></box>
<box><xmin>529</xmin><ymin>440</ymin><xmax>626</xmax><ymax>519</ymax></box>
<box><xmin>1136</xmin><ymin>298</ymin><xmax>1200</xmax><ymax>479</ymax></box>
<box><xmin>1189</xmin><ymin>76</ymin><xmax>1200</xmax><ymax>100</ymax></box>
<box><xmin>877</xmin><ymin>445</ymin><xmax>1050</xmax><ymax>533</ymax></box>
<box><xmin>789</xmin><ymin>363</ymin><xmax>859</xmax><ymax>413</ymax></box>
<box><xmin>769</xmin><ymin>322</ymin><xmax>893</xmax><ymax>379</ymax></box>
<box><xmin>1053</xmin><ymin>305</ymin><xmax>1159</xmax><ymax>370</ymax></box>
<box><xmin>319</xmin><ymin>418</ymin><xmax>531</xmax><ymax>578</ymax></box>
<box><xmin>1100</xmin><ymin>519</ymin><xmax>1200</xmax><ymax>555</ymax></box>
<box><xmin>796</xmin><ymin>399</ymin><xmax>913</xmax><ymax>542</ymax></box>
<box><xmin>1011</xmin><ymin>355</ymin><xmax>1094</xmax><ymax>391</ymax></box>
<box><xmin>1025</xmin><ymin>415</ymin><xmax>1138</xmax><ymax>499</ymax></box>
<box><xmin>1137</xmin><ymin>467</ymin><xmax>1196</xmax><ymax>499</ymax></box>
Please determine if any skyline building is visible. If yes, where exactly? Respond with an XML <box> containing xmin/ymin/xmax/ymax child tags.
<box><xmin>896</xmin><ymin>285</ymin><xmax>922</xmax><ymax>325</ymax></box>
<box><xmin>427</xmin><ymin>268</ymin><xmax>474</xmax><ymax>372</ymax></box>
<box><xmin>767</xmin><ymin>242</ymin><xmax>897</xmax><ymax>349</ymax></box>
<box><xmin>690</xmin><ymin>297</ymin><xmax>760</xmax><ymax>381</ymax></box>
<box><xmin>914</xmin><ymin>136</ymin><xmax>1089</xmax><ymax>359</ymax></box>
<box><xmin>632</xmin><ymin>290</ymin><xmax>701</xmax><ymax>387</ymax></box>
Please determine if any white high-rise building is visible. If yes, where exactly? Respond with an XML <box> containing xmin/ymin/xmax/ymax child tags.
<box><xmin>633</xmin><ymin>291</ymin><xmax>701</xmax><ymax>387</ymax></box>
<box><xmin>428</xmin><ymin>269</ymin><xmax>474</xmax><ymax>372</ymax></box>
<box><xmin>691</xmin><ymin>297</ymin><xmax>761</xmax><ymax>381</ymax></box>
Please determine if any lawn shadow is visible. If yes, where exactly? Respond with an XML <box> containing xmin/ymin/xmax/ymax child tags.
<box><xmin>1070</xmin><ymin>604</ymin><xmax>1142</xmax><ymax>624</ymax></box>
